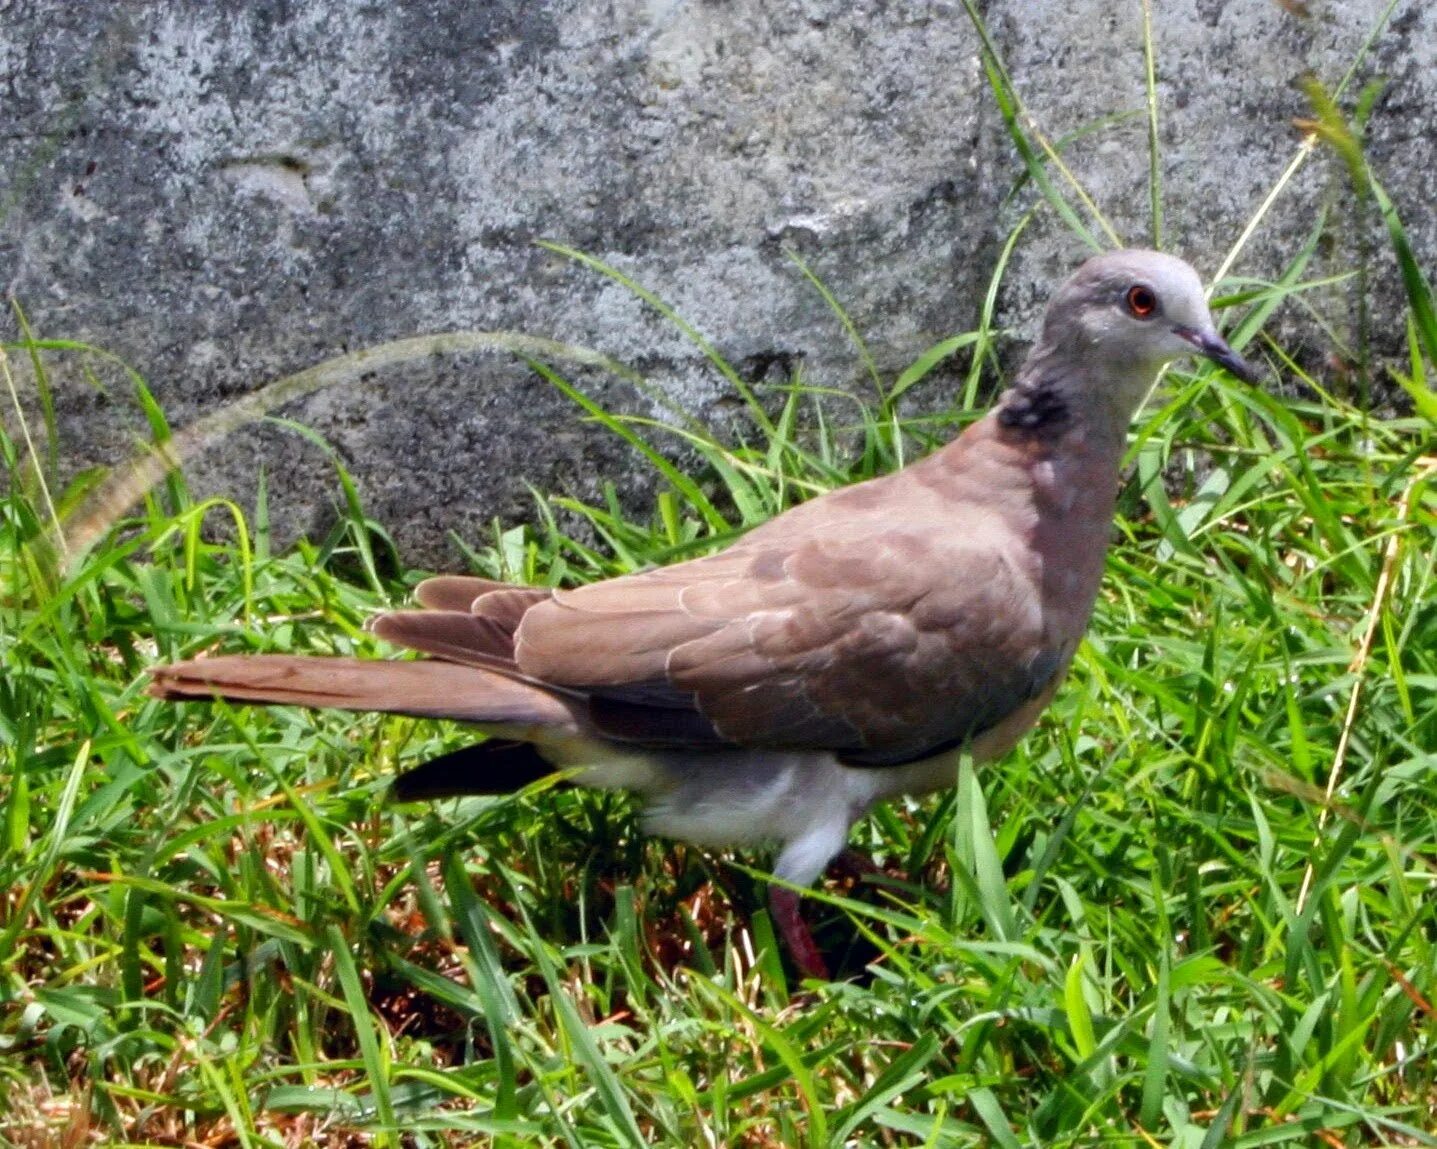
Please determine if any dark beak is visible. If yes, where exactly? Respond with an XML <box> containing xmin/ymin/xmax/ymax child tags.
<box><xmin>1177</xmin><ymin>327</ymin><xmax>1262</xmax><ymax>384</ymax></box>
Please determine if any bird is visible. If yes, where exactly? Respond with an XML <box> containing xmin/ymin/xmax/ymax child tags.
<box><xmin>150</xmin><ymin>248</ymin><xmax>1259</xmax><ymax>979</ymax></box>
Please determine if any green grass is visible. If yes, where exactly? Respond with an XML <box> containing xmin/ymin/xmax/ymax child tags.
<box><xmin>2</xmin><ymin>6</ymin><xmax>1435</xmax><ymax>1147</ymax></box>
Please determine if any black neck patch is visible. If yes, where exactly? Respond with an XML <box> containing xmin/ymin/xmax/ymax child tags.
<box><xmin>998</xmin><ymin>373</ymin><xmax>1071</xmax><ymax>435</ymax></box>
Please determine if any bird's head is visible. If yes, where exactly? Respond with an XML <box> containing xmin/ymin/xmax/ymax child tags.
<box><xmin>1044</xmin><ymin>248</ymin><xmax>1260</xmax><ymax>391</ymax></box>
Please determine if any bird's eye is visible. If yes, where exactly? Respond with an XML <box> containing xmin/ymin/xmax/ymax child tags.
<box><xmin>1125</xmin><ymin>285</ymin><xmax>1158</xmax><ymax>318</ymax></box>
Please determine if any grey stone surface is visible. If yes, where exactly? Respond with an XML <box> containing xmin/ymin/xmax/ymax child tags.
<box><xmin>1</xmin><ymin>0</ymin><xmax>1430</xmax><ymax>564</ymax></box>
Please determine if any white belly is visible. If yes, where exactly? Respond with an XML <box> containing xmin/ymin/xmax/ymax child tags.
<box><xmin>542</xmin><ymin>739</ymin><xmax>964</xmax><ymax>887</ymax></box>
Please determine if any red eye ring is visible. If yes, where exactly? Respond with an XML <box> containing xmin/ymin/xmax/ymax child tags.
<box><xmin>1125</xmin><ymin>285</ymin><xmax>1158</xmax><ymax>318</ymax></box>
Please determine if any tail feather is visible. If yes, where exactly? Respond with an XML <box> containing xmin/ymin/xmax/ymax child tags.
<box><xmin>391</xmin><ymin>739</ymin><xmax>559</xmax><ymax>800</ymax></box>
<box><xmin>148</xmin><ymin>654</ymin><xmax>586</xmax><ymax>730</ymax></box>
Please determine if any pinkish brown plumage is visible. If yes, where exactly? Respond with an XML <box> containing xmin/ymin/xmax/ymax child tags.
<box><xmin>150</xmin><ymin>249</ymin><xmax>1259</xmax><ymax>979</ymax></box>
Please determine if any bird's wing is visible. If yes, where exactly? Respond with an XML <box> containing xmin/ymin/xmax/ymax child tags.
<box><xmin>514</xmin><ymin>467</ymin><xmax>1059</xmax><ymax>764</ymax></box>
<box><xmin>372</xmin><ymin>580</ymin><xmax>553</xmax><ymax>673</ymax></box>
<box><xmin>367</xmin><ymin>422</ymin><xmax>1066</xmax><ymax>763</ymax></box>
<box><xmin>414</xmin><ymin>575</ymin><xmax>517</xmax><ymax>612</ymax></box>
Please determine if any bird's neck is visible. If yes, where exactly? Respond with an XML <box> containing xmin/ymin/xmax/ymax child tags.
<box><xmin>997</xmin><ymin>341</ymin><xmax>1153</xmax><ymax>453</ymax></box>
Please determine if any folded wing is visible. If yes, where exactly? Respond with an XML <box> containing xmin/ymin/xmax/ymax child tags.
<box><xmin>514</xmin><ymin>528</ymin><xmax>1055</xmax><ymax>764</ymax></box>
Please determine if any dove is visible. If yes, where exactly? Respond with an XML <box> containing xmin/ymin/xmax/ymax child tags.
<box><xmin>150</xmin><ymin>249</ymin><xmax>1259</xmax><ymax>979</ymax></box>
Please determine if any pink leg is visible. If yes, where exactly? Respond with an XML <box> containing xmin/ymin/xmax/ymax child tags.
<box><xmin>770</xmin><ymin>885</ymin><xmax>829</xmax><ymax>981</ymax></box>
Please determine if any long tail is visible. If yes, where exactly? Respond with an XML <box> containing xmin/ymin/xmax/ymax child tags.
<box><xmin>148</xmin><ymin>654</ymin><xmax>587</xmax><ymax>732</ymax></box>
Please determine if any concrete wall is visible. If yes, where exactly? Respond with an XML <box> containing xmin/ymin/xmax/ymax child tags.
<box><xmin>2</xmin><ymin>1</ymin><xmax>1430</xmax><ymax>563</ymax></box>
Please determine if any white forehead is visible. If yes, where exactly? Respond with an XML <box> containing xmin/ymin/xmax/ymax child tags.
<box><xmin>1060</xmin><ymin>248</ymin><xmax>1211</xmax><ymax>325</ymax></box>
<box><xmin>1086</xmin><ymin>249</ymin><xmax>1204</xmax><ymax>295</ymax></box>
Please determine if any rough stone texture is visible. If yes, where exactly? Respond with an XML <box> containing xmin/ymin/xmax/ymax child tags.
<box><xmin>1</xmin><ymin>1</ymin><xmax>1430</xmax><ymax>564</ymax></box>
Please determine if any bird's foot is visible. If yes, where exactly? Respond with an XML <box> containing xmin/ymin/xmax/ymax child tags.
<box><xmin>769</xmin><ymin>885</ymin><xmax>829</xmax><ymax>981</ymax></box>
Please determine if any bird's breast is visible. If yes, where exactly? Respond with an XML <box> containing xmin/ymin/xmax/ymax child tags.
<box><xmin>1026</xmin><ymin>439</ymin><xmax>1123</xmax><ymax>638</ymax></box>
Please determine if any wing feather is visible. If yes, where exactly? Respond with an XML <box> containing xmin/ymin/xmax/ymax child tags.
<box><xmin>415</xmin><ymin>575</ymin><xmax>515</xmax><ymax>612</ymax></box>
<box><xmin>371</xmin><ymin>610</ymin><xmax>526</xmax><ymax>672</ymax></box>
<box><xmin>515</xmin><ymin>519</ymin><xmax>1056</xmax><ymax>760</ymax></box>
<box><xmin>390</xmin><ymin>429</ymin><xmax>1073</xmax><ymax>764</ymax></box>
